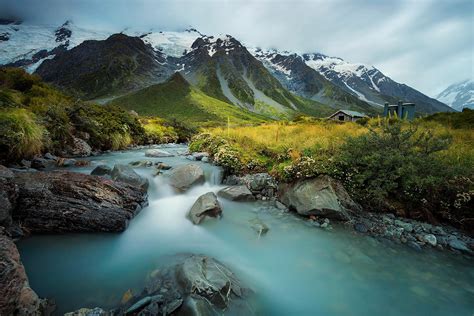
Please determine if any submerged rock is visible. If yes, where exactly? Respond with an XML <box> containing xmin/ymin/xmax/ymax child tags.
<box><xmin>218</xmin><ymin>185</ymin><xmax>255</xmax><ymax>201</ymax></box>
<box><xmin>12</xmin><ymin>171</ymin><xmax>147</xmax><ymax>233</ymax></box>
<box><xmin>145</xmin><ymin>149</ymin><xmax>174</xmax><ymax>158</ymax></box>
<box><xmin>168</xmin><ymin>164</ymin><xmax>205</xmax><ymax>192</ymax></box>
<box><xmin>278</xmin><ymin>175</ymin><xmax>360</xmax><ymax>221</ymax></box>
<box><xmin>188</xmin><ymin>192</ymin><xmax>222</xmax><ymax>225</ymax></box>
<box><xmin>249</xmin><ymin>218</ymin><xmax>269</xmax><ymax>237</ymax></box>
<box><xmin>111</xmin><ymin>164</ymin><xmax>149</xmax><ymax>190</ymax></box>
<box><xmin>0</xmin><ymin>235</ymin><xmax>48</xmax><ymax>315</ymax></box>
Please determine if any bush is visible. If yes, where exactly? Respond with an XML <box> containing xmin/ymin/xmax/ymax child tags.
<box><xmin>332</xmin><ymin>120</ymin><xmax>473</xmax><ymax>229</ymax></box>
<box><xmin>0</xmin><ymin>108</ymin><xmax>45</xmax><ymax>160</ymax></box>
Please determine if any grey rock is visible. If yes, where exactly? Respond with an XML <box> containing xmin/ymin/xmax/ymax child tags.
<box><xmin>424</xmin><ymin>234</ymin><xmax>437</xmax><ymax>246</ymax></box>
<box><xmin>129</xmin><ymin>160</ymin><xmax>153</xmax><ymax>167</ymax></box>
<box><xmin>278</xmin><ymin>175</ymin><xmax>360</xmax><ymax>221</ymax></box>
<box><xmin>186</xmin><ymin>155</ymin><xmax>197</xmax><ymax>161</ymax></box>
<box><xmin>69</xmin><ymin>137</ymin><xmax>92</xmax><ymax>157</ymax></box>
<box><xmin>61</xmin><ymin>158</ymin><xmax>77</xmax><ymax>167</ymax></box>
<box><xmin>192</xmin><ymin>152</ymin><xmax>209</xmax><ymax>161</ymax></box>
<box><xmin>218</xmin><ymin>186</ymin><xmax>255</xmax><ymax>201</ymax></box>
<box><xmin>241</xmin><ymin>173</ymin><xmax>277</xmax><ymax>192</ymax></box>
<box><xmin>44</xmin><ymin>152</ymin><xmax>57</xmax><ymax>160</ymax></box>
<box><xmin>408</xmin><ymin>241</ymin><xmax>422</xmax><ymax>252</ymax></box>
<box><xmin>12</xmin><ymin>171</ymin><xmax>147</xmax><ymax>233</ymax></box>
<box><xmin>168</xmin><ymin>164</ymin><xmax>205</xmax><ymax>192</ymax></box>
<box><xmin>354</xmin><ymin>223</ymin><xmax>368</xmax><ymax>233</ymax></box>
<box><xmin>145</xmin><ymin>149</ymin><xmax>174</xmax><ymax>158</ymax></box>
<box><xmin>31</xmin><ymin>157</ymin><xmax>56</xmax><ymax>169</ymax></box>
<box><xmin>125</xmin><ymin>296</ymin><xmax>152</xmax><ymax>315</ymax></box>
<box><xmin>249</xmin><ymin>218</ymin><xmax>269</xmax><ymax>237</ymax></box>
<box><xmin>275</xmin><ymin>200</ymin><xmax>288</xmax><ymax>211</ymax></box>
<box><xmin>201</xmin><ymin>156</ymin><xmax>209</xmax><ymax>163</ymax></box>
<box><xmin>179</xmin><ymin>295</ymin><xmax>218</xmax><ymax>316</ymax></box>
<box><xmin>91</xmin><ymin>165</ymin><xmax>112</xmax><ymax>176</ymax></box>
<box><xmin>431</xmin><ymin>226</ymin><xmax>446</xmax><ymax>236</ymax></box>
<box><xmin>175</xmin><ymin>255</ymin><xmax>243</xmax><ymax>307</ymax></box>
<box><xmin>155</xmin><ymin>162</ymin><xmax>172</xmax><ymax>170</ymax></box>
<box><xmin>394</xmin><ymin>220</ymin><xmax>414</xmax><ymax>233</ymax></box>
<box><xmin>0</xmin><ymin>235</ymin><xmax>47</xmax><ymax>315</ymax></box>
<box><xmin>111</xmin><ymin>164</ymin><xmax>149</xmax><ymax>190</ymax></box>
<box><xmin>188</xmin><ymin>192</ymin><xmax>222</xmax><ymax>225</ymax></box>
<box><xmin>448</xmin><ymin>237</ymin><xmax>470</xmax><ymax>253</ymax></box>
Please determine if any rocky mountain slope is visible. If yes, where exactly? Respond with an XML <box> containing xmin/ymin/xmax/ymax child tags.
<box><xmin>436</xmin><ymin>79</ymin><xmax>474</xmax><ymax>111</ymax></box>
<box><xmin>0</xmin><ymin>20</ymin><xmax>454</xmax><ymax>116</ymax></box>
<box><xmin>253</xmin><ymin>49</ymin><xmax>453</xmax><ymax>114</ymax></box>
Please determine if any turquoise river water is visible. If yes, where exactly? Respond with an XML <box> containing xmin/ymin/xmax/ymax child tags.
<box><xmin>17</xmin><ymin>145</ymin><xmax>474</xmax><ymax>315</ymax></box>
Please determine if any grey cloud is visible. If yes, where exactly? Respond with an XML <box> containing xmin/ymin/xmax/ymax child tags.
<box><xmin>1</xmin><ymin>0</ymin><xmax>472</xmax><ymax>96</ymax></box>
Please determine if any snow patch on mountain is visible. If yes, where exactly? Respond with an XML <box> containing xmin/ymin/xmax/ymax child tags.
<box><xmin>436</xmin><ymin>79</ymin><xmax>474</xmax><ymax>111</ymax></box>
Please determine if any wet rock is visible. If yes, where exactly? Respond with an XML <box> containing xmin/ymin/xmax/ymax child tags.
<box><xmin>0</xmin><ymin>235</ymin><xmax>47</xmax><ymax>315</ymax></box>
<box><xmin>168</xmin><ymin>164</ymin><xmax>205</xmax><ymax>192</ymax></box>
<box><xmin>448</xmin><ymin>237</ymin><xmax>470</xmax><ymax>253</ymax></box>
<box><xmin>91</xmin><ymin>165</ymin><xmax>112</xmax><ymax>176</ymax></box>
<box><xmin>155</xmin><ymin>162</ymin><xmax>172</xmax><ymax>170</ymax></box>
<box><xmin>274</xmin><ymin>200</ymin><xmax>288</xmax><ymax>211</ymax></box>
<box><xmin>394</xmin><ymin>220</ymin><xmax>414</xmax><ymax>233</ymax></box>
<box><xmin>111</xmin><ymin>164</ymin><xmax>149</xmax><ymax>190</ymax></box>
<box><xmin>408</xmin><ymin>241</ymin><xmax>422</xmax><ymax>252</ymax></box>
<box><xmin>424</xmin><ymin>234</ymin><xmax>437</xmax><ymax>246</ymax></box>
<box><xmin>188</xmin><ymin>192</ymin><xmax>222</xmax><ymax>225</ymax></box>
<box><xmin>354</xmin><ymin>222</ymin><xmax>368</xmax><ymax>233</ymax></box>
<box><xmin>201</xmin><ymin>156</ymin><xmax>209</xmax><ymax>163</ymax></box>
<box><xmin>179</xmin><ymin>295</ymin><xmax>218</xmax><ymax>316</ymax></box>
<box><xmin>12</xmin><ymin>171</ymin><xmax>147</xmax><ymax>233</ymax></box>
<box><xmin>145</xmin><ymin>149</ymin><xmax>174</xmax><ymax>158</ymax></box>
<box><xmin>43</xmin><ymin>152</ymin><xmax>57</xmax><ymax>160</ymax></box>
<box><xmin>59</xmin><ymin>158</ymin><xmax>77</xmax><ymax>167</ymax></box>
<box><xmin>192</xmin><ymin>152</ymin><xmax>209</xmax><ymax>161</ymax></box>
<box><xmin>69</xmin><ymin>137</ymin><xmax>92</xmax><ymax>157</ymax></box>
<box><xmin>176</xmin><ymin>255</ymin><xmax>243</xmax><ymax>308</ymax></box>
<box><xmin>249</xmin><ymin>218</ymin><xmax>269</xmax><ymax>237</ymax></box>
<box><xmin>129</xmin><ymin>160</ymin><xmax>153</xmax><ymax>167</ymax></box>
<box><xmin>0</xmin><ymin>166</ymin><xmax>17</xmax><ymax>227</ymax></box>
<box><xmin>64</xmin><ymin>307</ymin><xmax>107</xmax><ymax>316</ymax></box>
<box><xmin>185</xmin><ymin>155</ymin><xmax>197</xmax><ymax>161</ymax></box>
<box><xmin>125</xmin><ymin>295</ymin><xmax>160</xmax><ymax>315</ymax></box>
<box><xmin>278</xmin><ymin>175</ymin><xmax>360</xmax><ymax>221</ymax></box>
<box><xmin>31</xmin><ymin>157</ymin><xmax>56</xmax><ymax>170</ymax></box>
<box><xmin>218</xmin><ymin>186</ymin><xmax>255</xmax><ymax>202</ymax></box>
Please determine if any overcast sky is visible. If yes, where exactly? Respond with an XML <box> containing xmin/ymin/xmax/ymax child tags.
<box><xmin>2</xmin><ymin>0</ymin><xmax>473</xmax><ymax>96</ymax></box>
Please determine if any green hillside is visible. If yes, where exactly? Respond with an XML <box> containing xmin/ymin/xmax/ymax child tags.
<box><xmin>111</xmin><ymin>73</ymin><xmax>269</xmax><ymax>126</ymax></box>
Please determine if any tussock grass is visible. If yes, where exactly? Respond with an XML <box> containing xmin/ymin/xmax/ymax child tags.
<box><xmin>0</xmin><ymin>108</ymin><xmax>45</xmax><ymax>159</ymax></box>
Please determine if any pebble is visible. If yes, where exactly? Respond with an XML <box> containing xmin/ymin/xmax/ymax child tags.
<box><xmin>424</xmin><ymin>234</ymin><xmax>437</xmax><ymax>246</ymax></box>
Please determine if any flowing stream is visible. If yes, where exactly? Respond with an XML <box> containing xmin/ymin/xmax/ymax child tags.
<box><xmin>17</xmin><ymin>145</ymin><xmax>474</xmax><ymax>315</ymax></box>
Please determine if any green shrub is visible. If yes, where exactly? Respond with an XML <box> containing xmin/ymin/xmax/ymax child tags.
<box><xmin>0</xmin><ymin>108</ymin><xmax>45</xmax><ymax>160</ymax></box>
<box><xmin>332</xmin><ymin>120</ymin><xmax>473</xmax><ymax>230</ymax></box>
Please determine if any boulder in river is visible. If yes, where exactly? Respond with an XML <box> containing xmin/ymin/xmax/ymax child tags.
<box><xmin>0</xmin><ymin>234</ymin><xmax>48</xmax><ymax>315</ymax></box>
<box><xmin>90</xmin><ymin>164</ymin><xmax>112</xmax><ymax>176</ymax></box>
<box><xmin>218</xmin><ymin>185</ymin><xmax>255</xmax><ymax>201</ymax></box>
<box><xmin>111</xmin><ymin>164</ymin><xmax>149</xmax><ymax>190</ymax></box>
<box><xmin>129</xmin><ymin>160</ymin><xmax>153</xmax><ymax>167</ymax></box>
<box><xmin>12</xmin><ymin>171</ymin><xmax>148</xmax><ymax>233</ymax></box>
<box><xmin>176</xmin><ymin>255</ymin><xmax>243</xmax><ymax>308</ymax></box>
<box><xmin>145</xmin><ymin>149</ymin><xmax>174</xmax><ymax>157</ymax></box>
<box><xmin>278</xmin><ymin>175</ymin><xmax>360</xmax><ymax>221</ymax></box>
<box><xmin>168</xmin><ymin>164</ymin><xmax>205</xmax><ymax>192</ymax></box>
<box><xmin>188</xmin><ymin>192</ymin><xmax>222</xmax><ymax>225</ymax></box>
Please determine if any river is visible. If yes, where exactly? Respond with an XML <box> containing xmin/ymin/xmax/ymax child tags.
<box><xmin>17</xmin><ymin>145</ymin><xmax>474</xmax><ymax>315</ymax></box>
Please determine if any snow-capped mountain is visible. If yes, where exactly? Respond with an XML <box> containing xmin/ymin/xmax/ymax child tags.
<box><xmin>0</xmin><ymin>20</ymin><xmax>109</xmax><ymax>72</ymax></box>
<box><xmin>436</xmin><ymin>79</ymin><xmax>474</xmax><ymax>111</ymax></box>
<box><xmin>252</xmin><ymin>49</ymin><xmax>453</xmax><ymax>114</ymax></box>
<box><xmin>0</xmin><ymin>20</ymin><xmax>454</xmax><ymax>114</ymax></box>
